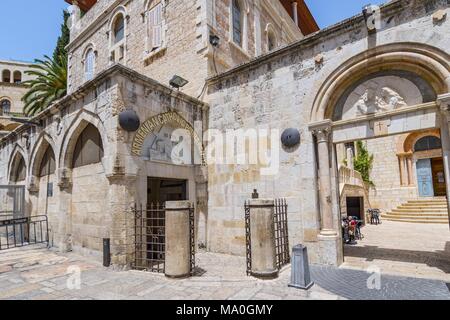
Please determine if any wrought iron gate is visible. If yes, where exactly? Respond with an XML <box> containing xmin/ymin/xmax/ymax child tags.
<box><xmin>244</xmin><ymin>198</ymin><xmax>290</xmax><ymax>275</ymax></box>
<box><xmin>133</xmin><ymin>203</ymin><xmax>195</xmax><ymax>274</ymax></box>
<box><xmin>0</xmin><ymin>215</ymin><xmax>49</xmax><ymax>251</ymax></box>
<box><xmin>274</xmin><ymin>198</ymin><xmax>290</xmax><ymax>269</ymax></box>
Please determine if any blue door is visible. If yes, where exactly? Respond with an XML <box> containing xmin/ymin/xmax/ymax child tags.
<box><xmin>416</xmin><ymin>159</ymin><xmax>434</xmax><ymax>197</ymax></box>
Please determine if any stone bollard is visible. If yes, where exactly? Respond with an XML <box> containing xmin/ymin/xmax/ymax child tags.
<box><xmin>165</xmin><ymin>201</ymin><xmax>192</xmax><ymax>278</ymax></box>
<box><xmin>248</xmin><ymin>199</ymin><xmax>278</xmax><ymax>279</ymax></box>
<box><xmin>289</xmin><ymin>245</ymin><xmax>314</xmax><ymax>290</ymax></box>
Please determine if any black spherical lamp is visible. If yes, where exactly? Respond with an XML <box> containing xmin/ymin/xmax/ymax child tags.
<box><xmin>119</xmin><ymin>109</ymin><xmax>140</xmax><ymax>132</ymax></box>
<box><xmin>281</xmin><ymin>128</ymin><xmax>301</xmax><ymax>148</ymax></box>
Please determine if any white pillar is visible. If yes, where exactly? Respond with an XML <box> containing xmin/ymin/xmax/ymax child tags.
<box><xmin>437</xmin><ymin>93</ymin><xmax>450</xmax><ymax>227</ymax></box>
<box><xmin>310</xmin><ymin>121</ymin><xmax>341</xmax><ymax>266</ymax></box>
<box><xmin>312</xmin><ymin>124</ymin><xmax>337</xmax><ymax>237</ymax></box>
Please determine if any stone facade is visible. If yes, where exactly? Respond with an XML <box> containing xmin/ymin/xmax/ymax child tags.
<box><xmin>206</xmin><ymin>0</ymin><xmax>450</xmax><ymax>264</ymax></box>
<box><xmin>0</xmin><ymin>0</ymin><xmax>449</xmax><ymax>269</ymax></box>
<box><xmin>66</xmin><ymin>0</ymin><xmax>307</xmax><ymax>98</ymax></box>
<box><xmin>0</xmin><ymin>60</ymin><xmax>36</xmax><ymax>135</ymax></box>
<box><xmin>0</xmin><ymin>65</ymin><xmax>207</xmax><ymax>264</ymax></box>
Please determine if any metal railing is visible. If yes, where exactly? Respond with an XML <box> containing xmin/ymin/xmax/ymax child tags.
<box><xmin>0</xmin><ymin>215</ymin><xmax>49</xmax><ymax>250</ymax></box>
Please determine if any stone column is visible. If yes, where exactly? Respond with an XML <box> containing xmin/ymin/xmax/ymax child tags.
<box><xmin>312</xmin><ymin>125</ymin><xmax>337</xmax><ymax>237</ymax></box>
<box><xmin>165</xmin><ymin>201</ymin><xmax>192</xmax><ymax>279</ymax></box>
<box><xmin>310</xmin><ymin>121</ymin><xmax>340</xmax><ymax>266</ymax></box>
<box><xmin>437</xmin><ymin>93</ymin><xmax>450</xmax><ymax>224</ymax></box>
<box><xmin>248</xmin><ymin>199</ymin><xmax>278</xmax><ymax>279</ymax></box>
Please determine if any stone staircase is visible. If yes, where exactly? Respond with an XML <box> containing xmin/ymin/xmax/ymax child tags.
<box><xmin>382</xmin><ymin>198</ymin><xmax>450</xmax><ymax>224</ymax></box>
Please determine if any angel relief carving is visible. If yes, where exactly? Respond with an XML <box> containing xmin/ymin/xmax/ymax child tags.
<box><xmin>355</xmin><ymin>87</ymin><xmax>408</xmax><ymax>116</ymax></box>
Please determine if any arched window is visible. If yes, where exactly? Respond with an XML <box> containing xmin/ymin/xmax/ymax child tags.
<box><xmin>113</xmin><ymin>14</ymin><xmax>125</xmax><ymax>44</ymax></box>
<box><xmin>2</xmin><ymin>70</ymin><xmax>11</xmax><ymax>83</ymax></box>
<box><xmin>39</xmin><ymin>146</ymin><xmax>56</xmax><ymax>177</ymax></box>
<box><xmin>414</xmin><ymin>136</ymin><xmax>442</xmax><ymax>152</ymax></box>
<box><xmin>84</xmin><ymin>48</ymin><xmax>95</xmax><ymax>81</ymax></box>
<box><xmin>12</xmin><ymin>156</ymin><xmax>26</xmax><ymax>182</ymax></box>
<box><xmin>147</xmin><ymin>1</ymin><xmax>163</xmax><ymax>51</ymax></box>
<box><xmin>13</xmin><ymin>71</ymin><xmax>22</xmax><ymax>84</ymax></box>
<box><xmin>267</xmin><ymin>30</ymin><xmax>277</xmax><ymax>52</ymax></box>
<box><xmin>232</xmin><ymin>0</ymin><xmax>242</xmax><ymax>46</ymax></box>
<box><xmin>72</xmin><ymin>124</ymin><xmax>104</xmax><ymax>168</ymax></box>
<box><xmin>0</xmin><ymin>99</ymin><xmax>11</xmax><ymax>115</ymax></box>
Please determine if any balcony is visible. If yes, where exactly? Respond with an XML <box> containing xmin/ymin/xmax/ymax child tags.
<box><xmin>0</xmin><ymin>111</ymin><xmax>27</xmax><ymax>118</ymax></box>
<box><xmin>339</xmin><ymin>166</ymin><xmax>366</xmax><ymax>195</ymax></box>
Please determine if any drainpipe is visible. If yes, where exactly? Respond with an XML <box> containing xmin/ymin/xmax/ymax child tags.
<box><xmin>292</xmin><ymin>2</ymin><xmax>299</xmax><ymax>27</ymax></box>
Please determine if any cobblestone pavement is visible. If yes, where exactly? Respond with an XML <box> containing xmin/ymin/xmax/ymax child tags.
<box><xmin>0</xmin><ymin>244</ymin><xmax>449</xmax><ymax>300</ymax></box>
<box><xmin>311</xmin><ymin>265</ymin><xmax>450</xmax><ymax>300</ymax></box>
<box><xmin>0</xmin><ymin>246</ymin><xmax>341</xmax><ymax>300</ymax></box>
<box><xmin>343</xmin><ymin>221</ymin><xmax>450</xmax><ymax>282</ymax></box>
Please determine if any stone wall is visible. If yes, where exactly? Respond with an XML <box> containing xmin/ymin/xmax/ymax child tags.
<box><xmin>0</xmin><ymin>65</ymin><xmax>207</xmax><ymax>265</ymax></box>
<box><xmin>67</xmin><ymin>0</ymin><xmax>303</xmax><ymax>98</ymax></box>
<box><xmin>206</xmin><ymin>0</ymin><xmax>450</xmax><ymax>264</ymax></box>
<box><xmin>366</xmin><ymin>136</ymin><xmax>418</xmax><ymax>212</ymax></box>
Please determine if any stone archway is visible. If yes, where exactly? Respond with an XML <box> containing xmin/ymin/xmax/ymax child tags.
<box><xmin>308</xmin><ymin>43</ymin><xmax>450</xmax><ymax>266</ymax></box>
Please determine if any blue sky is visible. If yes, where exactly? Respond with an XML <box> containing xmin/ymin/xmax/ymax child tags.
<box><xmin>0</xmin><ymin>0</ymin><xmax>388</xmax><ymax>62</ymax></box>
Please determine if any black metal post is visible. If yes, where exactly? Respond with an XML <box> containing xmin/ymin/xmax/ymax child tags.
<box><xmin>103</xmin><ymin>238</ymin><xmax>111</xmax><ymax>267</ymax></box>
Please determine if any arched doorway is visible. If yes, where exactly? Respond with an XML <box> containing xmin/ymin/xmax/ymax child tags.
<box><xmin>413</xmin><ymin>136</ymin><xmax>446</xmax><ymax>197</ymax></box>
<box><xmin>308</xmin><ymin>44</ymin><xmax>450</xmax><ymax>272</ymax></box>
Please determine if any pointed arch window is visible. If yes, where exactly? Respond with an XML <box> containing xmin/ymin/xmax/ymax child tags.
<box><xmin>72</xmin><ymin>124</ymin><xmax>104</xmax><ymax>168</ymax></box>
<box><xmin>39</xmin><ymin>146</ymin><xmax>56</xmax><ymax>177</ymax></box>
<box><xmin>12</xmin><ymin>156</ymin><xmax>26</xmax><ymax>182</ymax></box>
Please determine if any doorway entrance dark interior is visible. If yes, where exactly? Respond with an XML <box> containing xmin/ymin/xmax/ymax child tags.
<box><xmin>432</xmin><ymin>158</ymin><xmax>447</xmax><ymax>197</ymax></box>
<box><xmin>147</xmin><ymin>177</ymin><xmax>188</xmax><ymax>204</ymax></box>
<box><xmin>346</xmin><ymin>197</ymin><xmax>364</xmax><ymax>220</ymax></box>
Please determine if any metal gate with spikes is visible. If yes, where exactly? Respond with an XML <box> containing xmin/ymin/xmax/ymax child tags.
<box><xmin>244</xmin><ymin>198</ymin><xmax>290</xmax><ymax>275</ymax></box>
<box><xmin>132</xmin><ymin>203</ymin><xmax>195</xmax><ymax>274</ymax></box>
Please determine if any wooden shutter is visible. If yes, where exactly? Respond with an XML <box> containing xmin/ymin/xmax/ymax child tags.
<box><xmin>149</xmin><ymin>3</ymin><xmax>162</xmax><ymax>49</ymax></box>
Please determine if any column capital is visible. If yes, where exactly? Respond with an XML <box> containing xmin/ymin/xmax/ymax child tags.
<box><xmin>437</xmin><ymin>93</ymin><xmax>450</xmax><ymax>114</ymax></box>
<box><xmin>309</xmin><ymin>120</ymin><xmax>332</xmax><ymax>143</ymax></box>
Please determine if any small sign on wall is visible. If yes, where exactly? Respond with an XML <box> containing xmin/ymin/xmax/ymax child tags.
<box><xmin>47</xmin><ymin>183</ymin><xmax>53</xmax><ymax>197</ymax></box>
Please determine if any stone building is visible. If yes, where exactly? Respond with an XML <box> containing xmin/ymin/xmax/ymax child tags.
<box><xmin>0</xmin><ymin>60</ymin><xmax>36</xmax><ymax>137</ymax></box>
<box><xmin>0</xmin><ymin>0</ymin><xmax>449</xmax><ymax>268</ymax></box>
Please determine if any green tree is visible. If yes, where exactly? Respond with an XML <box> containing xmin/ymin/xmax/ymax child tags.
<box><xmin>53</xmin><ymin>10</ymin><xmax>70</xmax><ymax>62</ymax></box>
<box><xmin>22</xmin><ymin>54</ymin><xmax>67</xmax><ymax>117</ymax></box>
<box><xmin>22</xmin><ymin>10</ymin><xmax>69</xmax><ymax>117</ymax></box>
<box><xmin>354</xmin><ymin>141</ymin><xmax>375</xmax><ymax>186</ymax></box>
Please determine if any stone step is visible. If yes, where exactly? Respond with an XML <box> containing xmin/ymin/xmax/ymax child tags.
<box><xmin>392</xmin><ymin>208</ymin><xmax>448</xmax><ymax>213</ymax></box>
<box><xmin>401</xmin><ymin>204</ymin><xmax>448</xmax><ymax>208</ymax></box>
<box><xmin>382</xmin><ymin>217</ymin><xmax>449</xmax><ymax>224</ymax></box>
<box><xmin>383</xmin><ymin>213</ymin><xmax>449</xmax><ymax>219</ymax></box>
<box><xmin>406</xmin><ymin>200</ymin><xmax>448</xmax><ymax>204</ymax></box>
